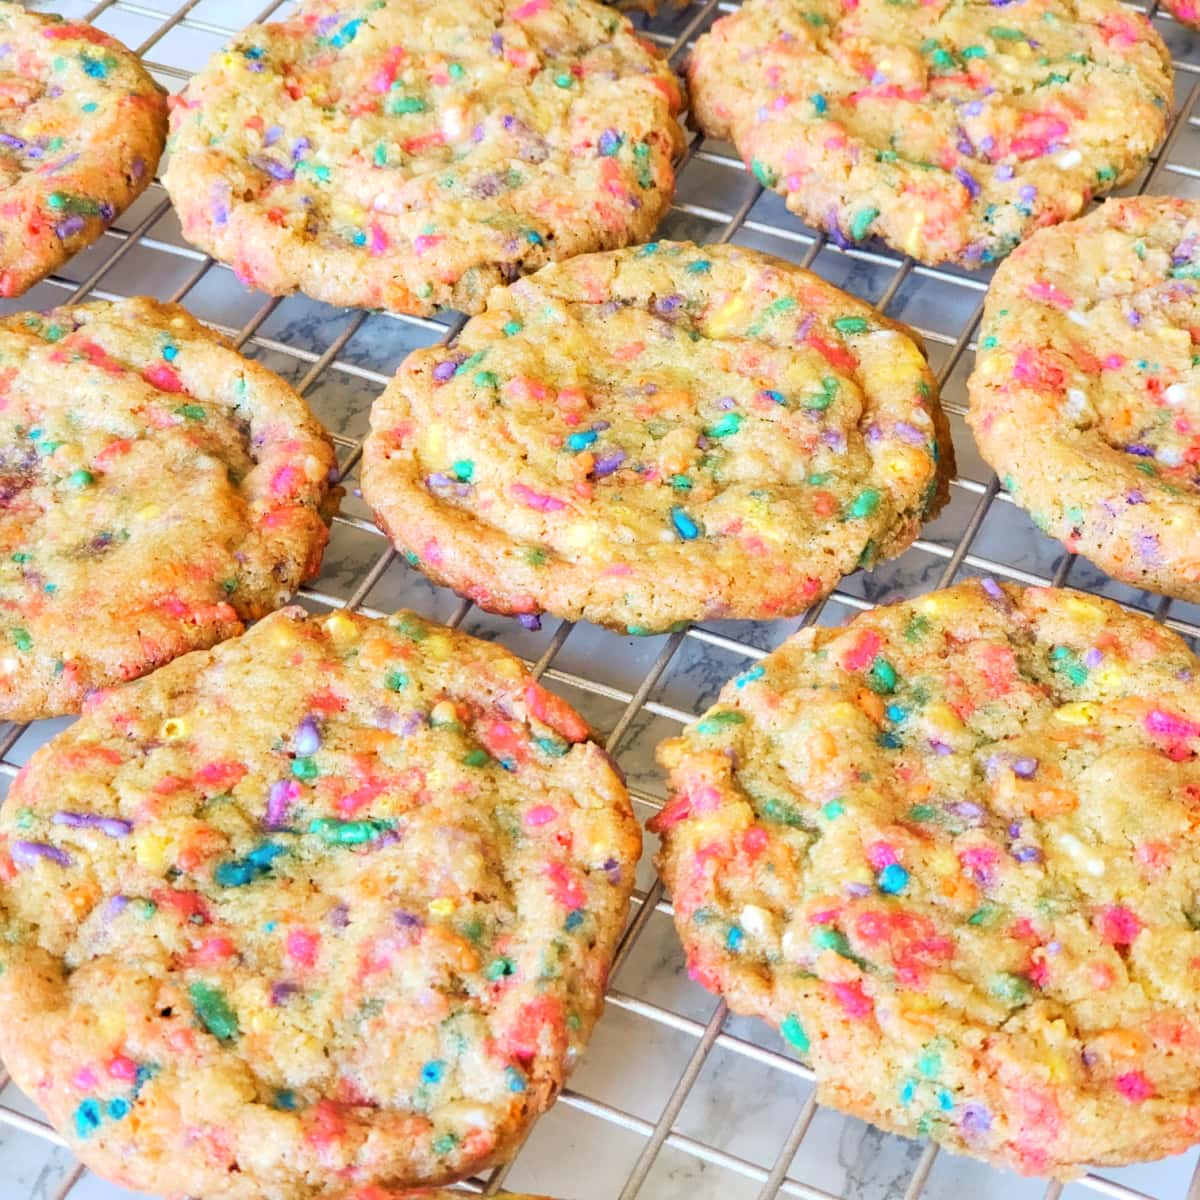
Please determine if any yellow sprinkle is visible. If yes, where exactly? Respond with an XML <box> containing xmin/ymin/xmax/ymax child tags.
<box><xmin>1092</xmin><ymin>664</ymin><xmax>1126</xmax><ymax>695</ymax></box>
<box><xmin>491</xmin><ymin>655</ymin><xmax>524</xmax><ymax>680</ymax></box>
<box><xmin>706</xmin><ymin>293</ymin><xmax>750</xmax><ymax>337</ymax></box>
<box><xmin>1054</xmin><ymin>701</ymin><xmax>1097</xmax><ymax>726</ymax></box>
<box><xmin>137</xmin><ymin>504</ymin><xmax>161</xmax><ymax>521</ymax></box>
<box><xmin>159</xmin><ymin>717</ymin><xmax>189</xmax><ymax>740</ymax></box>
<box><xmin>428</xmin><ymin>897</ymin><xmax>456</xmax><ymax>917</ymax></box>
<box><xmin>904</xmin><ymin>221</ymin><xmax>925</xmax><ymax>257</ymax></box>
<box><xmin>883</xmin><ymin>447</ymin><xmax>928</xmax><ymax>482</ymax></box>
<box><xmin>1063</xmin><ymin>596</ymin><xmax>1103</xmax><ymax>622</ymax></box>
<box><xmin>917</xmin><ymin>592</ymin><xmax>968</xmax><ymax>618</ymax></box>
<box><xmin>135</xmin><ymin>832</ymin><xmax>169</xmax><ymax>873</ymax></box>
<box><xmin>422</xmin><ymin>423</ymin><xmax>446</xmax><ymax>462</ymax></box>
<box><xmin>323</xmin><ymin>611</ymin><xmax>359</xmax><ymax>645</ymax></box>
<box><xmin>924</xmin><ymin>702</ymin><xmax>964</xmax><ymax>734</ymax></box>
<box><xmin>431</xmin><ymin>700</ymin><xmax>459</xmax><ymax>726</ymax></box>
<box><xmin>423</xmin><ymin>633</ymin><xmax>452</xmax><ymax>662</ymax></box>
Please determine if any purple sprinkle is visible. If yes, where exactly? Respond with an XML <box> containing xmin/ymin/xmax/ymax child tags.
<box><xmin>250</xmin><ymin>154</ymin><xmax>295</xmax><ymax>182</ymax></box>
<box><xmin>593</xmin><ymin>420</ymin><xmax>611</xmax><ymax>432</ymax></box>
<box><xmin>291</xmin><ymin>137</ymin><xmax>311</xmax><ymax>162</ymax></box>
<box><xmin>330</xmin><ymin>903</ymin><xmax>350</xmax><ymax>929</ymax></box>
<box><xmin>1012</xmin><ymin>845</ymin><xmax>1042</xmax><ymax>862</ymax></box>
<box><xmin>0</xmin><ymin>133</ymin><xmax>24</xmax><ymax>150</ymax></box>
<box><xmin>1173</xmin><ymin>235</ymin><xmax>1198</xmax><ymax>265</ymax></box>
<box><xmin>11</xmin><ymin>840</ymin><xmax>71</xmax><ymax>868</ymax></box>
<box><xmin>655</xmin><ymin>294</ymin><xmax>683</xmax><ymax>315</ymax></box>
<box><xmin>1046</xmin><ymin>940</ymin><xmax>1062</xmax><ymax>955</ymax></box>
<box><xmin>1126</xmin><ymin>309</ymin><xmax>1141</xmax><ymax>327</ymax></box>
<box><xmin>603</xmin><ymin>856</ymin><xmax>622</xmax><ymax>885</ymax></box>
<box><xmin>294</xmin><ymin>716</ymin><xmax>321</xmax><ymax>756</ymax></box>
<box><xmin>55</xmin><ymin>216</ymin><xmax>86</xmax><ymax>240</ymax></box>
<box><xmin>426</xmin><ymin>472</ymin><xmax>454</xmax><ymax>489</ymax></box>
<box><xmin>928</xmin><ymin>739</ymin><xmax>953</xmax><ymax>756</ymax></box>
<box><xmin>717</xmin><ymin>396</ymin><xmax>736</xmax><ymax>410</ymax></box>
<box><xmin>1012</xmin><ymin>756</ymin><xmax>1038</xmax><ymax>778</ymax></box>
<box><xmin>490</xmin><ymin>32</ymin><xmax>503</xmax><ymax>53</ymax></box>
<box><xmin>394</xmin><ymin>909</ymin><xmax>423</xmax><ymax>927</ymax></box>
<box><xmin>270</xmin><ymin>982</ymin><xmax>299</xmax><ymax>1006</ymax></box>
<box><xmin>826</xmin><ymin>209</ymin><xmax>849</xmax><ymax>250</ymax></box>
<box><xmin>52</xmin><ymin>811</ymin><xmax>132</xmax><ymax>837</ymax></box>
<box><xmin>397</xmin><ymin>711</ymin><xmax>424</xmax><ymax>736</ymax></box>
<box><xmin>894</xmin><ymin>421</ymin><xmax>926</xmax><ymax>445</ymax></box>
<box><xmin>980</xmin><ymin>577</ymin><xmax>1004</xmax><ymax>600</ymax></box>
<box><xmin>593</xmin><ymin>449</ymin><xmax>627</xmax><ymax>477</ymax></box>
<box><xmin>866</xmin><ymin>423</ymin><xmax>883</xmax><ymax>443</ymax></box>
<box><xmin>106</xmin><ymin>895</ymin><xmax>130</xmax><ymax>918</ymax></box>
<box><xmin>432</xmin><ymin>359</ymin><xmax>458</xmax><ymax>382</ymax></box>
<box><xmin>264</xmin><ymin>125</ymin><xmax>283</xmax><ymax>147</ymax></box>
<box><xmin>266</xmin><ymin>779</ymin><xmax>300</xmax><ymax>829</ymax></box>
<box><xmin>598</xmin><ymin>128</ymin><xmax>622</xmax><ymax>156</ymax></box>
<box><xmin>963</xmin><ymin>101</ymin><xmax>984</xmax><ymax>118</ymax></box>
<box><xmin>954</xmin><ymin>801</ymin><xmax>984</xmax><ymax>821</ymax></box>
<box><xmin>1084</xmin><ymin>648</ymin><xmax>1103</xmax><ymax>668</ymax></box>
<box><xmin>1126</xmin><ymin>443</ymin><xmax>1155</xmax><ymax>457</ymax></box>
<box><xmin>845</xmin><ymin>881</ymin><xmax>872</xmax><ymax>897</ymax></box>
<box><xmin>1138</xmin><ymin>531</ymin><xmax>1162</xmax><ymax>566</ymax></box>
<box><xmin>45</xmin><ymin>151</ymin><xmax>79</xmax><ymax>176</ymax></box>
<box><xmin>1018</xmin><ymin>184</ymin><xmax>1036</xmax><ymax>205</ymax></box>
<box><xmin>961</xmin><ymin>1105</ymin><xmax>991</xmax><ymax>1134</ymax></box>
<box><xmin>518</xmin><ymin>613</ymin><xmax>542</xmax><ymax>631</ymax></box>
<box><xmin>995</xmin><ymin>163</ymin><xmax>1015</xmax><ymax>181</ymax></box>
<box><xmin>1008</xmin><ymin>821</ymin><xmax>1022</xmax><ymax>838</ymax></box>
<box><xmin>211</xmin><ymin>182</ymin><xmax>230</xmax><ymax>226</ymax></box>
<box><xmin>953</xmin><ymin>167</ymin><xmax>981</xmax><ymax>199</ymax></box>
<box><xmin>1127</xmin><ymin>489</ymin><xmax>1146</xmax><ymax>506</ymax></box>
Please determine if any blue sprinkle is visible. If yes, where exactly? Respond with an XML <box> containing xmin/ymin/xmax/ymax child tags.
<box><xmin>900</xmin><ymin>1079</ymin><xmax>916</xmax><ymax>1105</ymax></box>
<box><xmin>736</xmin><ymin>665</ymin><xmax>765</xmax><ymax>688</ymax></box>
<box><xmin>81</xmin><ymin>55</ymin><xmax>108</xmax><ymax>79</ymax></box>
<box><xmin>162</xmin><ymin>345</ymin><xmax>178</xmax><ymax>361</ymax></box>
<box><xmin>274</xmin><ymin>1088</ymin><xmax>298</xmax><ymax>1110</ymax></box>
<box><xmin>422</xmin><ymin>1060</ymin><xmax>446</xmax><ymax>1084</ymax></box>
<box><xmin>938</xmin><ymin>1089</ymin><xmax>954</xmax><ymax>1111</ymax></box>
<box><xmin>810</xmin><ymin>92</ymin><xmax>828</xmax><ymax>114</ymax></box>
<box><xmin>106</xmin><ymin>1098</ymin><xmax>130</xmax><ymax>1120</ymax></box>
<box><xmin>671</xmin><ymin>507</ymin><xmax>700</xmax><ymax>540</ymax></box>
<box><xmin>726</xmin><ymin>925</ymin><xmax>744</xmax><ymax>951</ymax></box>
<box><xmin>878</xmin><ymin>863</ymin><xmax>910</xmax><ymax>894</ymax></box>
<box><xmin>565</xmin><ymin>909</ymin><xmax>584</xmax><ymax>931</ymax></box>
<box><xmin>74</xmin><ymin>1098</ymin><xmax>103</xmax><ymax>1138</ymax></box>
<box><xmin>506</xmin><ymin>1065</ymin><xmax>527</xmax><ymax>1092</ymax></box>
<box><xmin>566</xmin><ymin>430</ymin><xmax>598</xmax><ymax>452</ymax></box>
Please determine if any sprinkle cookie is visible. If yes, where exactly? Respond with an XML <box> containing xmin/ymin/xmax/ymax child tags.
<box><xmin>652</xmin><ymin>581</ymin><xmax>1200</xmax><ymax>1175</ymax></box>
<box><xmin>969</xmin><ymin>196</ymin><xmax>1200</xmax><ymax>602</ymax></box>
<box><xmin>1163</xmin><ymin>0</ymin><xmax>1200</xmax><ymax>29</ymax></box>
<box><xmin>0</xmin><ymin>3</ymin><xmax>166</xmax><ymax>297</ymax></box>
<box><xmin>0</xmin><ymin>606</ymin><xmax>639</xmax><ymax>1199</ymax></box>
<box><xmin>0</xmin><ymin>297</ymin><xmax>338</xmax><ymax>721</ymax></box>
<box><xmin>361</xmin><ymin>241</ymin><xmax>953</xmax><ymax>634</ymax></box>
<box><xmin>163</xmin><ymin>0</ymin><xmax>685</xmax><ymax>317</ymax></box>
<box><xmin>687</xmin><ymin>0</ymin><xmax>1172</xmax><ymax>268</ymax></box>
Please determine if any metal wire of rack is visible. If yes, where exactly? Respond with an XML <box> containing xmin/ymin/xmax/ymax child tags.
<box><xmin>4</xmin><ymin>1</ymin><xmax>1200</xmax><ymax>1198</ymax></box>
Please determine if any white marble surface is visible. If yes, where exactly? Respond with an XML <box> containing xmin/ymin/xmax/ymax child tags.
<box><xmin>3</xmin><ymin>2</ymin><xmax>1200</xmax><ymax>1199</ymax></box>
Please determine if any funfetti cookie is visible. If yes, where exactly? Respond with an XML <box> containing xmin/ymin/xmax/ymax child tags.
<box><xmin>969</xmin><ymin>196</ymin><xmax>1200</xmax><ymax>602</ymax></box>
<box><xmin>0</xmin><ymin>606</ymin><xmax>639</xmax><ymax>1200</ymax></box>
<box><xmin>0</xmin><ymin>297</ymin><xmax>339</xmax><ymax>721</ymax></box>
<box><xmin>652</xmin><ymin>580</ymin><xmax>1200</xmax><ymax>1176</ymax></box>
<box><xmin>687</xmin><ymin>0</ymin><xmax>1172</xmax><ymax>268</ymax></box>
<box><xmin>164</xmin><ymin>0</ymin><xmax>685</xmax><ymax>317</ymax></box>
<box><xmin>361</xmin><ymin>241</ymin><xmax>953</xmax><ymax>634</ymax></box>
<box><xmin>0</xmin><ymin>3</ymin><xmax>166</xmax><ymax>296</ymax></box>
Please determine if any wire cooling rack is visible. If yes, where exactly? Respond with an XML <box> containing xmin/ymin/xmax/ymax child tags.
<box><xmin>6</xmin><ymin>2</ymin><xmax>1200</xmax><ymax>1198</ymax></box>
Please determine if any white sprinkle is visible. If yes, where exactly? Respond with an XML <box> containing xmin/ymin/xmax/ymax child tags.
<box><xmin>740</xmin><ymin>904</ymin><xmax>776</xmax><ymax>941</ymax></box>
<box><xmin>1166</xmin><ymin>382</ymin><xmax>1190</xmax><ymax>405</ymax></box>
<box><xmin>1066</xmin><ymin>309</ymin><xmax>1089</xmax><ymax>326</ymax></box>
<box><xmin>1160</xmin><ymin>446</ymin><xmax>1183</xmax><ymax>466</ymax></box>
<box><xmin>1057</xmin><ymin>149</ymin><xmax>1083</xmax><ymax>169</ymax></box>
<box><xmin>1057</xmin><ymin>831</ymin><xmax>1105</xmax><ymax>876</ymax></box>
<box><xmin>1065</xmin><ymin>388</ymin><xmax>1089</xmax><ymax>420</ymax></box>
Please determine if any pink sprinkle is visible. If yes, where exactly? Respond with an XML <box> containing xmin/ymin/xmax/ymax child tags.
<box><xmin>369</xmin><ymin>222</ymin><xmax>389</xmax><ymax>256</ymax></box>
<box><xmin>1115</xmin><ymin>1071</ymin><xmax>1154</xmax><ymax>1102</ymax></box>
<box><xmin>1103</xmin><ymin>354</ymin><xmax>1125</xmax><ymax>370</ymax></box>
<box><xmin>866</xmin><ymin>841</ymin><xmax>898</xmax><ymax>869</ymax></box>
<box><xmin>1027</xmin><ymin>280</ymin><xmax>1073</xmax><ymax>310</ymax></box>
<box><xmin>287</xmin><ymin>928</ymin><xmax>320</xmax><ymax>968</ymax></box>
<box><xmin>270</xmin><ymin>464</ymin><xmax>302</xmax><ymax>498</ymax></box>
<box><xmin>603</xmin><ymin>564</ymin><xmax>633</xmax><ymax>576</ymax></box>
<box><xmin>107</xmin><ymin>1055</ymin><xmax>138</xmax><ymax>1082</ymax></box>
<box><xmin>743</xmin><ymin>826</ymin><xmax>769</xmax><ymax>855</ymax></box>
<box><xmin>687</xmin><ymin>783</ymin><xmax>722</xmax><ymax>814</ymax></box>
<box><xmin>809</xmin><ymin>908</ymin><xmax>839</xmax><ymax>925</ymax></box>
<box><xmin>144</xmin><ymin>363</ymin><xmax>185</xmax><ymax>393</ymax></box>
<box><xmin>511</xmin><ymin>0</ymin><xmax>549</xmax><ymax>16</ymax></box>
<box><xmin>546</xmin><ymin>861</ymin><xmax>585</xmax><ymax>909</ymax></box>
<box><xmin>1096</xmin><ymin>904</ymin><xmax>1142</xmax><ymax>946</ymax></box>
<box><xmin>830</xmin><ymin>980</ymin><xmax>873</xmax><ymax>1020</ymax></box>
<box><xmin>413</xmin><ymin>234</ymin><xmax>443</xmax><ymax>256</ymax></box>
<box><xmin>525</xmin><ymin>805</ymin><xmax>557</xmax><ymax>827</ymax></box>
<box><xmin>959</xmin><ymin>845</ymin><xmax>998</xmax><ymax>884</ymax></box>
<box><xmin>422</xmin><ymin>538</ymin><xmax>443</xmax><ymax>566</ymax></box>
<box><xmin>512</xmin><ymin>483</ymin><xmax>566</xmax><ymax>512</ymax></box>
<box><xmin>73</xmin><ymin>1067</ymin><xmax>98</xmax><ymax>1089</ymax></box>
<box><xmin>1145</xmin><ymin>708</ymin><xmax>1200</xmax><ymax>740</ymax></box>
<box><xmin>841</xmin><ymin>630</ymin><xmax>881</xmax><ymax>672</ymax></box>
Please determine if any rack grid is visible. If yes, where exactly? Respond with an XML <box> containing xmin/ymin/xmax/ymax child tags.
<box><xmin>4</xmin><ymin>1</ymin><xmax>1200</xmax><ymax>1198</ymax></box>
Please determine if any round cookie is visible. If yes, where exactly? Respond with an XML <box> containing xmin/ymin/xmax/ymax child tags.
<box><xmin>361</xmin><ymin>241</ymin><xmax>953</xmax><ymax>634</ymax></box>
<box><xmin>0</xmin><ymin>606</ymin><xmax>639</xmax><ymax>1200</ymax></box>
<box><xmin>969</xmin><ymin>196</ymin><xmax>1200</xmax><ymax>603</ymax></box>
<box><xmin>652</xmin><ymin>580</ymin><xmax>1200</xmax><ymax>1176</ymax></box>
<box><xmin>1163</xmin><ymin>0</ymin><xmax>1200</xmax><ymax>30</ymax></box>
<box><xmin>687</xmin><ymin>0</ymin><xmax>1172</xmax><ymax>269</ymax></box>
<box><xmin>0</xmin><ymin>297</ymin><xmax>338</xmax><ymax>721</ymax></box>
<box><xmin>163</xmin><ymin>0</ymin><xmax>685</xmax><ymax>317</ymax></box>
<box><xmin>0</xmin><ymin>3</ymin><xmax>167</xmax><ymax>297</ymax></box>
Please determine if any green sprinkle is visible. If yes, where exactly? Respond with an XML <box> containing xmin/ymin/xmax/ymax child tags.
<box><xmin>385</xmin><ymin>669</ymin><xmax>408</xmax><ymax>691</ymax></box>
<box><xmin>705</xmin><ymin>412</ymin><xmax>742</xmax><ymax>438</ymax></box>
<box><xmin>554</xmin><ymin>73</ymin><xmax>573</xmax><ymax>88</ymax></box>
<box><xmin>433</xmin><ymin>1133</ymin><xmax>458</xmax><ymax>1156</ymax></box>
<box><xmin>961</xmin><ymin>44</ymin><xmax>986</xmax><ymax>58</ymax></box>
<box><xmin>448</xmin><ymin>62</ymin><xmax>464</xmax><ymax>79</ymax></box>
<box><xmin>989</xmin><ymin>971</ymin><xmax>1032</xmax><ymax>1005</ymax></box>
<box><xmin>451</xmin><ymin>459</ymin><xmax>474</xmax><ymax>482</ymax></box>
<box><xmin>867</xmin><ymin>655</ymin><xmax>897</xmax><ymax>694</ymax></box>
<box><xmin>812</xmin><ymin>927</ymin><xmax>851</xmax><ymax>955</ymax></box>
<box><xmin>65</xmin><ymin>468</ymin><xmax>94</xmax><ymax>489</ymax></box>
<box><xmin>389</xmin><ymin>96</ymin><xmax>428</xmax><ymax>114</ymax></box>
<box><xmin>463</xmin><ymin>748</ymin><xmax>491</xmax><ymax>768</ymax></box>
<box><xmin>848</xmin><ymin>488</ymin><xmax>881</xmax><ymax>519</ymax></box>
<box><xmin>487</xmin><ymin>956</ymin><xmax>515</xmax><ymax>980</ymax></box>
<box><xmin>670</xmin><ymin>474</ymin><xmax>693</xmax><ymax>490</ymax></box>
<box><xmin>751</xmin><ymin>158</ymin><xmax>779</xmax><ymax>188</ymax></box>
<box><xmin>822</xmin><ymin>799</ymin><xmax>845</xmax><ymax>820</ymax></box>
<box><xmin>535</xmin><ymin>735</ymin><xmax>569</xmax><ymax>757</ymax></box>
<box><xmin>10</xmin><ymin>552</ymin><xmax>29</xmax><ymax>563</ymax></box>
<box><xmin>502</xmin><ymin>320</ymin><xmax>522</xmax><ymax>337</ymax></box>
<box><xmin>696</xmin><ymin>711</ymin><xmax>746</xmax><ymax>734</ymax></box>
<box><xmin>988</xmin><ymin>25</ymin><xmax>1026</xmax><ymax>39</ymax></box>
<box><xmin>832</xmin><ymin>316</ymin><xmax>869</xmax><ymax>335</ymax></box>
<box><xmin>308</xmin><ymin>817</ymin><xmax>392</xmax><ymax>845</ymax></box>
<box><xmin>908</xmin><ymin>803</ymin><xmax>936</xmax><ymax>821</ymax></box>
<box><xmin>11</xmin><ymin>628</ymin><xmax>31</xmax><ymax>652</ymax></box>
<box><xmin>781</xmin><ymin>1014</ymin><xmax>810</xmax><ymax>1053</ymax></box>
<box><xmin>175</xmin><ymin>404</ymin><xmax>206</xmax><ymax>421</ymax></box>
<box><xmin>189</xmin><ymin>982</ymin><xmax>239</xmax><ymax>1041</ymax></box>
<box><xmin>291</xmin><ymin>756</ymin><xmax>319</xmax><ymax>781</ymax></box>
<box><xmin>474</xmin><ymin>370</ymin><xmax>499</xmax><ymax>388</ymax></box>
<box><xmin>850</xmin><ymin>207</ymin><xmax>879</xmax><ymax>241</ymax></box>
